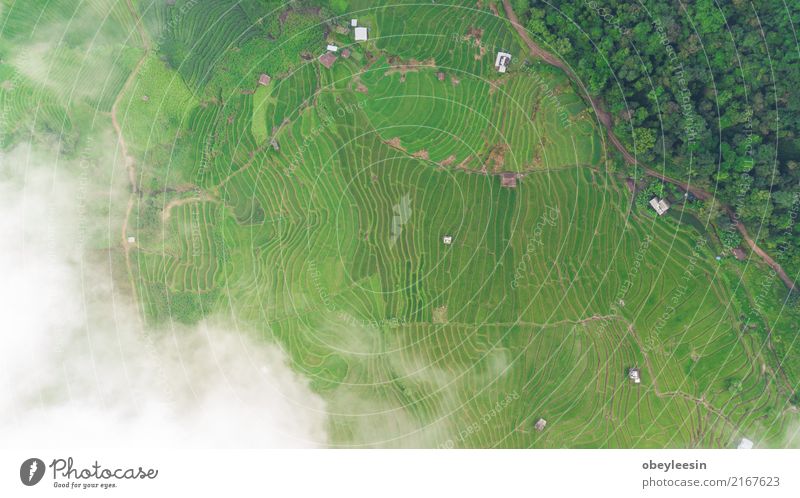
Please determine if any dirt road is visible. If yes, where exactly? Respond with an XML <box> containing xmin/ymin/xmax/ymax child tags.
<box><xmin>114</xmin><ymin>0</ymin><xmax>152</xmax><ymax>315</ymax></box>
<box><xmin>502</xmin><ymin>0</ymin><xmax>794</xmax><ymax>291</ymax></box>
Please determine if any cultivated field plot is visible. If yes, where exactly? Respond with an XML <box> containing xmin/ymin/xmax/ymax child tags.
<box><xmin>125</xmin><ymin>0</ymin><xmax>797</xmax><ymax>448</ymax></box>
<box><xmin>5</xmin><ymin>0</ymin><xmax>792</xmax><ymax>448</ymax></box>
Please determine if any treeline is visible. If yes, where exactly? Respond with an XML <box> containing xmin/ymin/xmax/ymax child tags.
<box><xmin>519</xmin><ymin>0</ymin><xmax>800</xmax><ymax>285</ymax></box>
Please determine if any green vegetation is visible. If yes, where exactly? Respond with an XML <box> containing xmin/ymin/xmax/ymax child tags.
<box><xmin>0</xmin><ymin>0</ymin><xmax>141</xmax><ymax>150</ymax></box>
<box><xmin>357</xmin><ymin>57</ymin><xmax>599</xmax><ymax>171</ymax></box>
<box><xmin>518</xmin><ymin>0</ymin><xmax>800</xmax><ymax>283</ymax></box>
<box><xmin>3</xmin><ymin>0</ymin><xmax>798</xmax><ymax>448</ymax></box>
<box><xmin>634</xmin><ymin>179</ymin><xmax>666</xmax><ymax>213</ymax></box>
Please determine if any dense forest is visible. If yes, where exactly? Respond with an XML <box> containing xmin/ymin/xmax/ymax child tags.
<box><xmin>518</xmin><ymin>0</ymin><xmax>799</xmax><ymax>292</ymax></box>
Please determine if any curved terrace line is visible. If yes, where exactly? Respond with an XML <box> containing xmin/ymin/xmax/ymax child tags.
<box><xmin>502</xmin><ymin>0</ymin><xmax>795</xmax><ymax>292</ymax></box>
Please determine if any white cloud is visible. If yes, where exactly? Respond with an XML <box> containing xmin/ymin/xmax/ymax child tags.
<box><xmin>0</xmin><ymin>143</ymin><xmax>328</xmax><ymax>448</ymax></box>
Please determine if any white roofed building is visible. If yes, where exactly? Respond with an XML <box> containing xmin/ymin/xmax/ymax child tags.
<box><xmin>354</xmin><ymin>26</ymin><xmax>368</xmax><ymax>41</ymax></box>
<box><xmin>649</xmin><ymin>197</ymin><xmax>670</xmax><ymax>216</ymax></box>
<box><xmin>495</xmin><ymin>51</ymin><xmax>511</xmax><ymax>73</ymax></box>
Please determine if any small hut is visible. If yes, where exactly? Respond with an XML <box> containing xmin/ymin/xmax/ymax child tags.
<box><xmin>649</xmin><ymin>197</ymin><xmax>670</xmax><ymax>216</ymax></box>
<box><xmin>495</xmin><ymin>52</ymin><xmax>511</xmax><ymax>73</ymax></box>
<box><xmin>628</xmin><ymin>367</ymin><xmax>641</xmax><ymax>384</ymax></box>
<box><xmin>318</xmin><ymin>52</ymin><xmax>337</xmax><ymax>69</ymax></box>
<box><xmin>500</xmin><ymin>173</ymin><xmax>517</xmax><ymax>188</ymax></box>
<box><xmin>258</xmin><ymin>73</ymin><xmax>271</xmax><ymax>86</ymax></box>
<box><xmin>534</xmin><ymin>418</ymin><xmax>547</xmax><ymax>431</ymax></box>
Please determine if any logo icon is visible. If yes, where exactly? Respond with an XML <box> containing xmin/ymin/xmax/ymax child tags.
<box><xmin>20</xmin><ymin>458</ymin><xmax>45</xmax><ymax>486</ymax></box>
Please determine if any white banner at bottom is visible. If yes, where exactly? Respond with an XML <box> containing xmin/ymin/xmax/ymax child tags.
<box><xmin>1</xmin><ymin>449</ymin><xmax>798</xmax><ymax>497</ymax></box>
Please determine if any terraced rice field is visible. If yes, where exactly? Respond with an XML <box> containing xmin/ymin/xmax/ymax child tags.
<box><xmin>0</xmin><ymin>0</ymin><xmax>141</xmax><ymax>149</ymax></box>
<box><xmin>5</xmin><ymin>0</ymin><xmax>797</xmax><ymax>448</ymax></box>
<box><xmin>125</xmin><ymin>0</ymin><xmax>797</xmax><ymax>448</ymax></box>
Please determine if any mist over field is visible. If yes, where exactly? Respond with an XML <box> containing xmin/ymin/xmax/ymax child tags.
<box><xmin>0</xmin><ymin>2</ymin><xmax>331</xmax><ymax>449</ymax></box>
<box><xmin>1</xmin><ymin>0</ymin><xmax>798</xmax><ymax>452</ymax></box>
<box><xmin>0</xmin><ymin>142</ymin><xmax>328</xmax><ymax>448</ymax></box>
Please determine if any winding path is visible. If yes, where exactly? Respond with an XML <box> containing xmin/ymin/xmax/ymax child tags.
<box><xmin>502</xmin><ymin>0</ymin><xmax>795</xmax><ymax>291</ymax></box>
<box><xmin>114</xmin><ymin>0</ymin><xmax>152</xmax><ymax>314</ymax></box>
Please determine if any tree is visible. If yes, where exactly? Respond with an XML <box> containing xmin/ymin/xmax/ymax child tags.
<box><xmin>522</xmin><ymin>0</ymin><xmax>800</xmax><ymax>280</ymax></box>
<box><xmin>632</xmin><ymin>127</ymin><xmax>656</xmax><ymax>156</ymax></box>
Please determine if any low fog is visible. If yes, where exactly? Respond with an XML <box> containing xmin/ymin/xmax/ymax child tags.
<box><xmin>0</xmin><ymin>143</ymin><xmax>328</xmax><ymax>448</ymax></box>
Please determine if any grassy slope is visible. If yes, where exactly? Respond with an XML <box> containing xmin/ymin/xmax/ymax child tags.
<box><xmin>127</xmin><ymin>0</ymin><xmax>798</xmax><ymax>448</ymax></box>
<box><xmin>5</xmin><ymin>0</ymin><xmax>795</xmax><ymax>447</ymax></box>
